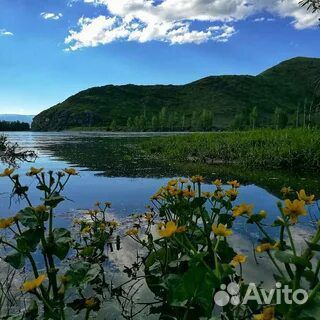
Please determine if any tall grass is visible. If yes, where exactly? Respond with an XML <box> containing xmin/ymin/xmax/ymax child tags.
<box><xmin>142</xmin><ymin>128</ymin><xmax>320</xmax><ymax>170</ymax></box>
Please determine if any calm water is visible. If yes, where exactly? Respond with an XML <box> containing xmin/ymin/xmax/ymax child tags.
<box><xmin>1</xmin><ymin>131</ymin><xmax>319</xmax><ymax>315</ymax></box>
<box><xmin>0</xmin><ymin>131</ymin><xmax>318</xmax><ymax>236</ymax></box>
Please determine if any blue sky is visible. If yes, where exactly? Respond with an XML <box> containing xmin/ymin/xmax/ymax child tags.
<box><xmin>0</xmin><ymin>0</ymin><xmax>319</xmax><ymax>115</ymax></box>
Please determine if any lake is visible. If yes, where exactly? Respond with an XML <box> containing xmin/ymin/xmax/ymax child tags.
<box><xmin>1</xmin><ymin>131</ymin><xmax>319</xmax><ymax>318</ymax></box>
<box><xmin>1</xmin><ymin>131</ymin><xmax>318</xmax><ymax>234</ymax></box>
<box><xmin>0</xmin><ymin>132</ymin><xmax>319</xmax><ymax>222</ymax></box>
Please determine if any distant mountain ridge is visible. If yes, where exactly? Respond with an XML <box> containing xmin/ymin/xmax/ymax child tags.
<box><xmin>32</xmin><ymin>57</ymin><xmax>320</xmax><ymax>131</ymax></box>
<box><xmin>0</xmin><ymin>114</ymin><xmax>34</xmax><ymax>124</ymax></box>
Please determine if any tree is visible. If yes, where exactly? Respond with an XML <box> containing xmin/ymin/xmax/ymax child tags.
<box><xmin>126</xmin><ymin>117</ymin><xmax>134</xmax><ymax>131</ymax></box>
<box><xmin>159</xmin><ymin>107</ymin><xmax>167</xmax><ymax>131</ymax></box>
<box><xmin>232</xmin><ymin>113</ymin><xmax>247</xmax><ymax>130</ymax></box>
<box><xmin>249</xmin><ymin>107</ymin><xmax>258</xmax><ymax>129</ymax></box>
<box><xmin>273</xmin><ymin>108</ymin><xmax>288</xmax><ymax>129</ymax></box>
<box><xmin>300</xmin><ymin>0</ymin><xmax>320</xmax><ymax>12</ymax></box>
<box><xmin>151</xmin><ymin>115</ymin><xmax>159</xmax><ymax>131</ymax></box>
<box><xmin>191</xmin><ymin>111</ymin><xmax>199</xmax><ymax>131</ymax></box>
<box><xmin>109</xmin><ymin>120</ymin><xmax>117</xmax><ymax>131</ymax></box>
<box><xmin>0</xmin><ymin>121</ymin><xmax>30</xmax><ymax>131</ymax></box>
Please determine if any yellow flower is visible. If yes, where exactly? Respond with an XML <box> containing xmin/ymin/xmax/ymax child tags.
<box><xmin>159</xmin><ymin>221</ymin><xmax>186</xmax><ymax>238</ymax></box>
<box><xmin>85</xmin><ymin>297</ymin><xmax>97</xmax><ymax>308</ymax></box>
<box><xmin>99</xmin><ymin>223</ymin><xmax>106</xmax><ymax>230</ymax></box>
<box><xmin>176</xmin><ymin>226</ymin><xmax>187</xmax><ymax>233</ymax></box>
<box><xmin>190</xmin><ymin>175</ymin><xmax>204</xmax><ymax>184</ymax></box>
<box><xmin>227</xmin><ymin>180</ymin><xmax>240</xmax><ymax>188</ymax></box>
<box><xmin>213</xmin><ymin>191</ymin><xmax>225</xmax><ymax>200</ymax></box>
<box><xmin>109</xmin><ymin>220</ymin><xmax>119</xmax><ymax>228</ymax></box>
<box><xmin>33</xmin><ymin>205</ymin><xmax>47</xmax><ymax>213</ymax></box>
<box><xmin>253</xmin><ymin>306</ymin><xmax>275</xmax><ymax>320</ymax></box>
<box><xmin>225</xmin><ymin>188</ymin><xmax>239</xmax><ymax>201</ymax></box>
<box><xmin>297</xmin><ymin>189</ymin><xmax>315</xmax><ymax>205</ymax></box>
<box><xmin>183</xmin><ymin>189</ymin><xmax>195</xmax><ymax>198</ymax></box>
<box><xmin>81</xmin><ymin>225</ymin><xmax>91</xmax><ymax>234</ymax></box>
<box><xmin>178</xmin><ymin>178</ymin><xmax>188</xmax><ymax>184</ymax></box>
<box><xmin>202</xmin><ymin>192</ymin><xmax>212</xmax><ymax>199</ymax></box>
<box><xmin>283</xmin><ymin>199</ymin><xmax>307</xmax><ymax>224</ymax></box>
<box><xmin>167</xmin><ymin>179</ymin><xmax>178</xmax><ymax>186</ymax></box>
<box><xmin>232</xmin><ymin>203</ymin><xmax>254</xmax><ymax>217</ymax></box>
<box><xmin>256</xmin><ymin>242</ymin><xmax>279</xmax><ymax>253</ymax></box>
<box><xmin>157</xmin><ymin>222</ymin><xmax>166</xmax><ymax>230</ymax></box>
<box><xmin>63</xmin><ymin>168</ymin><xmax>78</xmax><ymax>176</ymax></box>
<box><xmin>230</xmin><ymin>254</ymin><xmax>247</xmax><ymax>267</ymax></box>
<box><xmin>144</xmin><ymin>213</ymin><xmax>153</xmax><ymax>221</ymax></box>
<box><xmin>126</xmin><ymin>228</ymin><xmax>139</xmax><ymax>236</ymax></box>
<box><xmin>86</xmin><ymin>210</ymin><xmax>98</xmax><ymax>216</ymax></box>
<box><xmin>0</xmin><ymin>168</ymin><xmax>15</xmax><ymax>177</ymax></box>
<box><xmin>212</xmin><ymin>179</ymin><xmax>222</xmax><ymax>187</ymax></box>
<box><xmin>0</xmin><ymin>217</ymin><xmax>15</xmax><ymax>229</ymax></box>
<box><xmin>27</xmin><ymin>167</ymin><xmax>43</xmax><ymax>176</ymax></box>
<box><xmin>281</xmin><ymin>186</ymin><xmax>293</xmax><ymax>196</ymax></box>
<box><xmin>212</xmin><ymin>223</ymin><xmax>233</xmax><ymax>237</ymax></box>
<box><xmin>150</xmin><ymin>191</ymin><xmax>163</xmax><ymax>201</ymax></box>
<box><xmin>259</xmin><ymin>210</ymin><xmax>268</xmax><ymax>218</ymax></box>
<box><xmin>22</xmin><ymin>274</ymin><xmax>46</xmax><ymax>292</ymax></box>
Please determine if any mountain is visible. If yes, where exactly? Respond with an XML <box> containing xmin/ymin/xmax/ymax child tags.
<box><xmin>0</xmin><ymin>114</ymin><xmax>34</xmax><ymax>124</ymax></box>
<box><xmin>32</xmin><ymin>57</ymin><xmax>320</xmax><ymax>131</ymax></box>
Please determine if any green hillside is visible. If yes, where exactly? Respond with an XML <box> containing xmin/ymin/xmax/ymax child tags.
<box><xmin>32</xmin><ymin>57</ymin><xmax>320</xmax><ymax>131</ymax></box>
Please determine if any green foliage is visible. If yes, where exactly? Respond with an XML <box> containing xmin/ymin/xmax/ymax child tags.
<box><xmin>126</xmin><ymin>177</ymin><xmax>320</xmax><ymax>319</ymax></box>
<box><xmin>0</xmin><ymin>121</ymin><xmax>29</xmax><ymax>131</ymax></box>
<box><xmin>0</xmin><ymin>168</ymin><xmax>120</xmax><ymax>319</ymax></box>
<box><xmin>32</xmin><ymin>57</ymin><xmax>320</xmax><ymax>131</ymax></box>
<box><xmin>142</xmin><ymin>128</ymin><xmax>320</xmax><ymax>170</ymax></box>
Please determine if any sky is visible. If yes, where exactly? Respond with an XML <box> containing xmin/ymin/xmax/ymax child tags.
<box><xmin>0</xmin><ymin>0</ymin><xmax>319</xmax><ymax>115</ymax></box>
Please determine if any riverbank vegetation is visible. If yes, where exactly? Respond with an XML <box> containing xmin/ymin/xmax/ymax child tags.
<box><xmin>141</xmin><ymin>128</ymin><xmax>320</xmax><ymax>170</ymax></box>
<box><xmin>0</xmin><ymin>168</ymin><xmax>319</xmax><ymax>319</ymax></box>
<box><xmin>0</xmin><ymin>121</ymin><xmax>30</xmax><ymax>131</ymax></box>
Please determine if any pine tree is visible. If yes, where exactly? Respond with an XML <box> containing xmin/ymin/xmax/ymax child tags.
<box><xmin>109</xmin><ymin>120</ymin><xmax>117</xmax><ymax>131</ymax></box>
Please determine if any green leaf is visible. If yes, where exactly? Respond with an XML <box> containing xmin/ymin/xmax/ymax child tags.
<box><xmin>65</xmin><ymin>261</ymin><xmax>100</xmax><ymax>287</ymax></box>
<box><xmin>246</xmin><ymin>214</ymin><xmax>264</xmax><ymax>224</ymax></box>
<box><xmin>190</xmin><ymin>197</ymin><xmax>207</xmax><ymax>209</ymax></box>
<box><xmin>164</xmin><ymin>255</ymin><xmax>219</xmax><ymax>316</ymax></box>
<box><xmin>274</xmin><ymin>251</ymin><xmax>312</xmax><ymax>268</ymax></box>
<box><xmin>44</xmin><ymin>192</ymin><xmax>64</xmax><ymax>208</ymax></box>
<box><xmin>16</xmin><ymin>229</ymin><xmax>41</xmax><ymax>253</ymax></box>
<box><xmin>217</xmin><ymin>214</ymin><xmax>235</xmax><ymax>227</ymax></box>
<box><xmin>36</xmin><ymin>185</ymin><xmax>50</xmax><ymax>193</ymax></box>
<box><xmin>4</xmin><ymin>251</ymin><xmax>25</xmax><ymax>269</ymax></box>
<box><xmin>52</xmin><ymin>228</ymin><xmax>72</xmax><ymax>260</ymax></box>
<box><xmin>16</xmin><ymin>207</ymin><xmax>38</xmax><ymax>229</ymax></box>
<box><xmin>306</xmin><ymin>241</ymin><xmax>320</xmax><ymax>252</ymax></box>
<box><xmin>25</xmin><ymin>300</ymin><xmax>39</xmax><ymax>320</ymax></box>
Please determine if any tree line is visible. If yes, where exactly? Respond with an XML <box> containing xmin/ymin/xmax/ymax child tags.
<box><xmin>0</xmin><ymin>120</ymin><xmax>30</xmax><ymax>131</ymax></box>
<box><xmin>109</xmin><ymin>107</ymin><xmax>215</xmax><ymax>132</ymax></box>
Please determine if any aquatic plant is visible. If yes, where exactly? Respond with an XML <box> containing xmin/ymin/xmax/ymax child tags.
<box><xmin>142</xmin><ymin>128</ymin><xmax>320</xmax><ymax>170</ymax></box>
<box><xmin>126</xmin><ymin>177</ymin><xmax>320</xmax><ymax>319</ymax></box>
<box><xmin>0</xmin><ymin>167</ymin><xmax>120</xmax><ymax>319</ymax></box>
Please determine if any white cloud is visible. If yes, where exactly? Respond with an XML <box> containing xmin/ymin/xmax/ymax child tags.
<box><xmin>65</xmin><ymin>0</ymin><xmax>320</xmax><ymax>50</ymax></box>
<box><xmin>254</xmin><ymin>17</ymin><xmax>275</xmax><ymax>22</ymax></box>
<box><xmin>0</xmin><ymin>29</ymin><xmax>13</xmax><ymax>36</ymax></box>
<box><xmin>40</xmin><ymin>12</ymin><xmax>63</xmax><ymax>20</ymax></box>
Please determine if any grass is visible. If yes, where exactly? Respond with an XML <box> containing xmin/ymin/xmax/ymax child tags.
<box><xmin>141</xmin><ymin>128</ymin><xmax>320</xmax><ymax>170</ymax></box>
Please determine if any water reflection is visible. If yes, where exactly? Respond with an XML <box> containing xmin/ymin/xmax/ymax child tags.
<box><xmin>0</xmin><ymin>131</ymin><xmax>318</xmax><ymax>228</ymax></box>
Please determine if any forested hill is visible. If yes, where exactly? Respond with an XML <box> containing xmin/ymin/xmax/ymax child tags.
<box><xmin>32</xmin><ymin>57</ymin><xmax>320</xmax><ymax>131</ymax></box>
